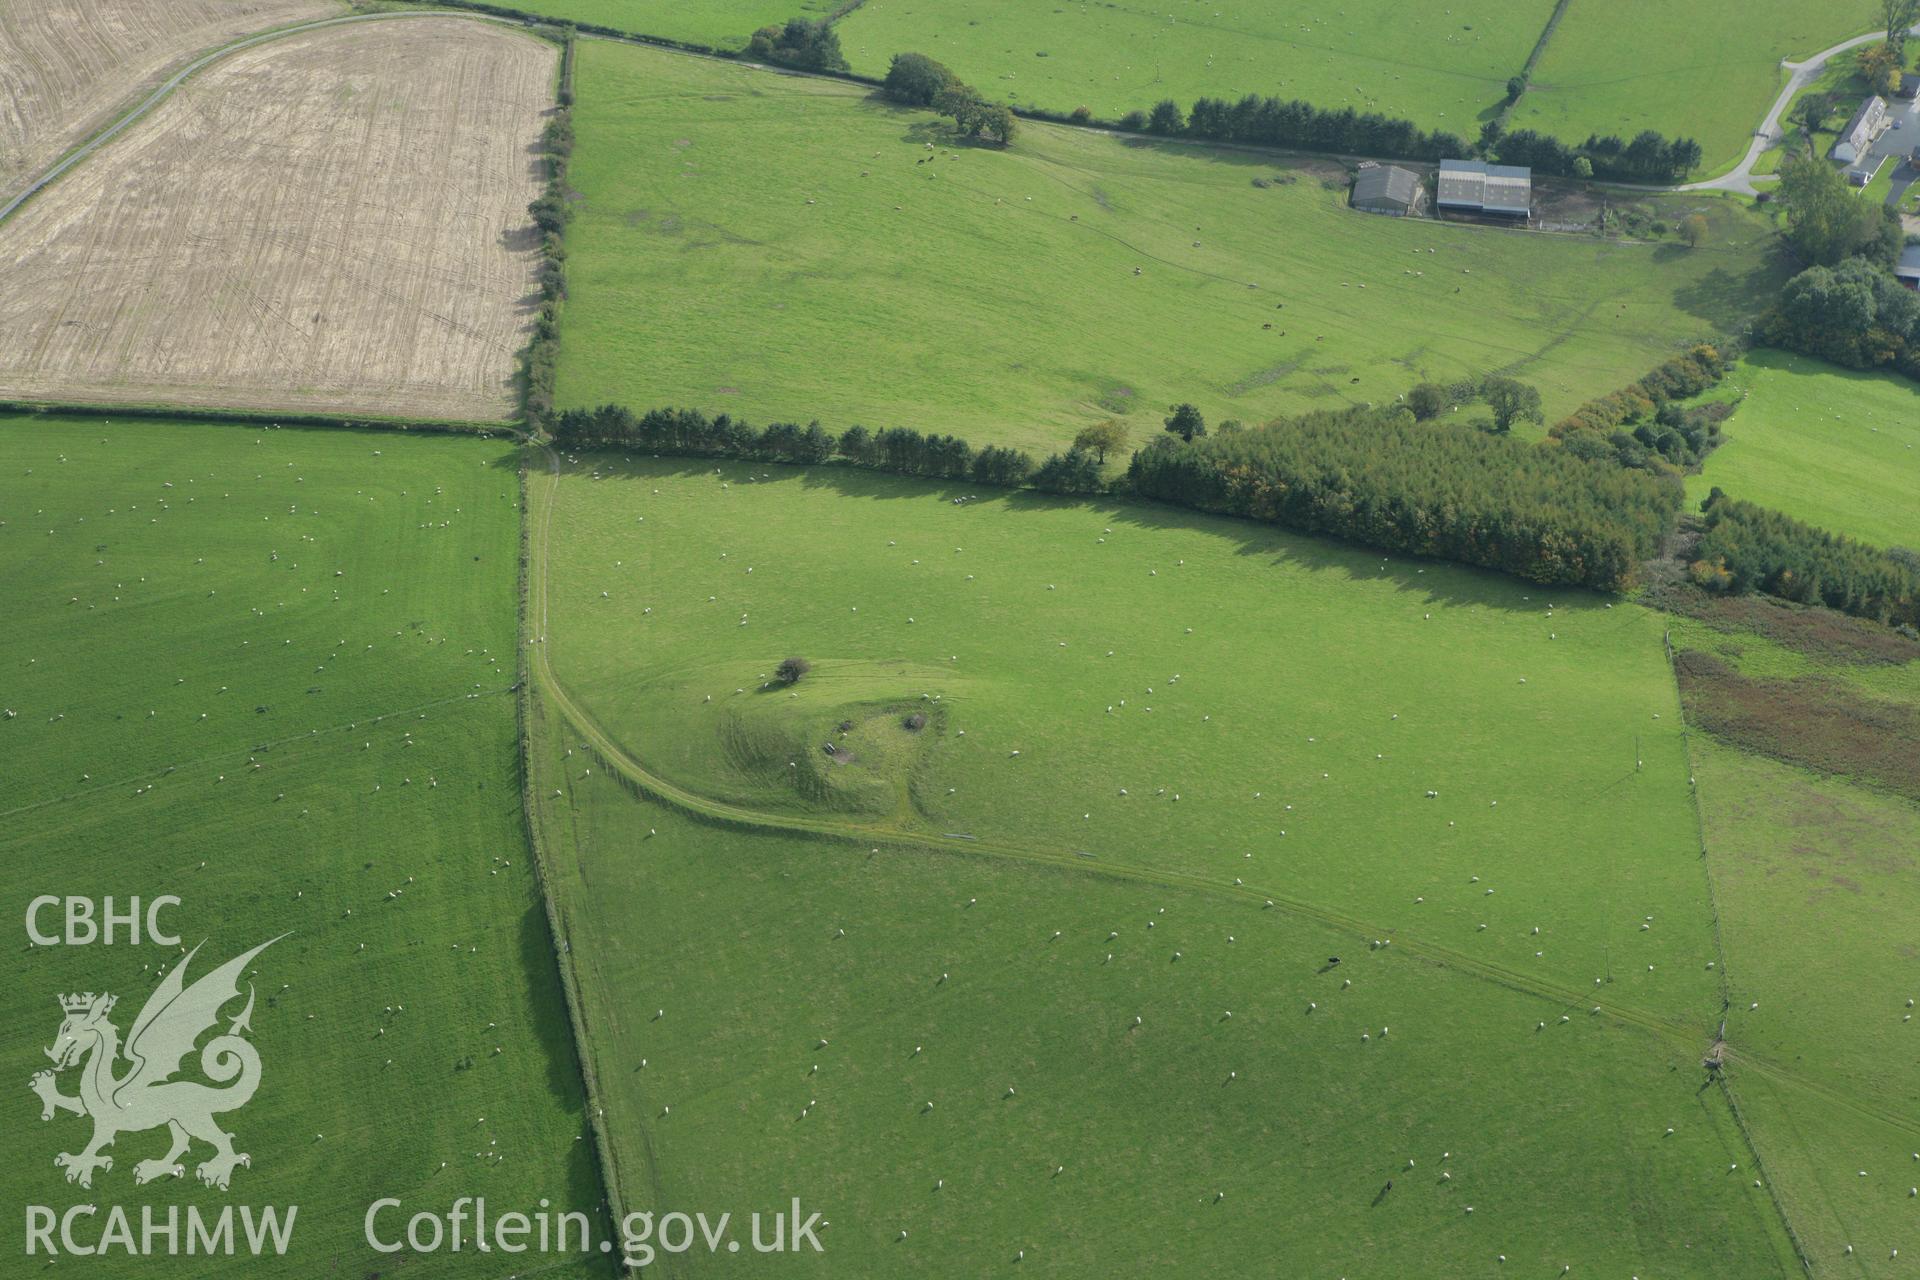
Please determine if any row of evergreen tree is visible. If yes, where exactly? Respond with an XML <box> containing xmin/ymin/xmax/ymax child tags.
<box><xmin>1692</xmin><ymin>493</ymin><xmax>1919</xmax><ymax>629</ymax></box>
<box><xmin>1124</xmin><ymin>407</ymin><xmax>1681</xmax><ymax>591</ymax></box>
<box><xmin>1126</xmin><ymin>95</ymin><xmax>1700</xmax><ymax>181</ymax></box>
<box><xmin>552</xmin><ymin>402</ymin><xmax>1694</xmax><ymax>592</ymax></box>
<box><xmin>550</xmin><ymin>404</ymin><xmax>1085</xmax><ymax>489</ymax></box>
<box><xmin>1145</xmin><ymin>95</ymin><xmax>1468</xmax><ymax>165</ymax></box>
<box><xmin>1487</xmin><ymin>126</ymin><xmax>1702</xmax><ymax>184</ymax></box>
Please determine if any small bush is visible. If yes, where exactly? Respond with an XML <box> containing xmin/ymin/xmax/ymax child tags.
<box><xmin>775</xmin><ymin>656</ymin><xmax>812</xmax><ymax>686</ymax></box>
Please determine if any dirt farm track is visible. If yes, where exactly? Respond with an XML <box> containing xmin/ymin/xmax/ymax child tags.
<box><xmin>0</xmin><ymin>0</ymin><xmax>340</xmax><ymax>204</ymax></box>
<box><xmin>0</xmin><ymin>16</ymin><xmax>557</xmax><ymax>421</ymax></box>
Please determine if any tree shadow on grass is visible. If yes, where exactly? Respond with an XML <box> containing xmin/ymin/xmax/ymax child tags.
<box><xmin>1114</xmin><ymin>133</ymin><xmax>1350</xmax><ymax>182</ymax></box>
<box><xmin>513</xmin><ymin>899</ymin><xmax>612</xmax><ymax>1219</ymax></box>
<box><xmin>1664</xmin><ymin>243</ymin><xmax>1795</xmax><ymax>330</ymax></box>
<box><xmin>556</xmin><ymin>450</ymin><xmax>1605</xmax><ymax>619</ymax></box>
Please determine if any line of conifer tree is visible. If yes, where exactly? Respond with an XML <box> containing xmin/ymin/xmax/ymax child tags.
<box><xmin>550</xmin><ymin>404</ymin><xmax>1047</xmax><ymax>488</ymax></box>
<box><xmin>1119</xmin><ymin>96</ymin><xmax>1700</xmax><ymax>181</ymax></box>
<box><xmin>1690</xmin><ymin>492</ymin><xmax>1919</xmax><ymax>629</ymax></box>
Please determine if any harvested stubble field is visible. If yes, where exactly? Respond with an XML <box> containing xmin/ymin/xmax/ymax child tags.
<box><xmin>0</xmin><ymin>0</ymin><xmax>340</xmax><ymax>203</ymax></box>
<box><xmin>0</xmin><ymin>16</ymin><xmax>555</xmax><ymax>421</ymax></box>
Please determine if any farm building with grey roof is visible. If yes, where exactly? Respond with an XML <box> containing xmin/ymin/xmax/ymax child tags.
<box><xmin>1350</xmin><ymin>164</ymin><xmax>1426</xmax><ymax>216</ymax></box>
<box><xmin>1436</xmin><ymin>159</ymin><xmax>1531</xmax><ymax>219</ymax></box>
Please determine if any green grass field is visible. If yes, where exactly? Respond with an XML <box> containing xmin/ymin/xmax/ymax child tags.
<box><xmin>1668</xmin><ymin>591</ymin><xmax>1920</xmax><ymax>1275</ymax></box>
<box><xmin>1685</xmin><ymin>350</ymin><xmax>1920</xmax><ymax>551</ymax></box>
<box><xmin>835</xmin><ymin>0</ymin><xmax>1552</xmax><ymax>133</ymax></box>
<box><xmin>0</xmin><ymin>416</ymin><xmax>603</xmax><ymax>1277</ymax></box>
<box><xmin>490</xmin><ymin>0</ymin><xmax>805</xmax><ymax>49</ymax></box>
<box><xmin>1510</xmin><ymin>1</ymin><xmax>1872</xmax><ymax>179</ymax></box>
<box><xmin>542</xmin><ymin>456</ymin><xmax>1723</xmax><ymax>1008</ymax></box>
<box><xmin>522</xmin><ymin>453</ymin><xmax>1809</xmax><ymax>1273</ymax></box>
<box><xmin>535</xmin><ymin>732</ymin><xmax>1792</xmax><ymax>1277</ymax></box>
<box><xmin>557</xmin><ymin>38</ymin><xmax>1788</xmax><ymax>456</ymax></box>
<box><xmin>475</xmin><ymin>0</ymin><xmax>1863</xmax><ymax>181</ymax></box>
<box><xmin>1700</xmin><ymin>742</ymin><xmax>1920</xmax><ymax>1279</ymax></box>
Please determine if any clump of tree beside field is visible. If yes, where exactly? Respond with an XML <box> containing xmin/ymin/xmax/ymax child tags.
<box><xmin>1549</xmin><ymin>344</ymin><xmax>1738</xmax><ymax>473</ymax></box>
<box><xmin>882</xmin><ymin>52</ymin><xmax>1016</xmax><ymax>144</ymax></box>
<box><xmin>1690</xmin><ymin>494</ymin><xmax>1920</xmax><ymax>630</ymax></box>
<box><xmin>1758</xmin><ymin>154</ymin><xmax>1910</xmax><ymax>382</ymax></box>
<box><xmin>745</xmin><ymin>18</ymin><xmax>846</xmax><ymax>73</ymax></box>
<box><xmin>1127</xmin><ymin>407</ymin><xmax>1679</xmax><ymax>591</ymax></box>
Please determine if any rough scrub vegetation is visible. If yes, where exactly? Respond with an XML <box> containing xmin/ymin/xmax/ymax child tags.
<box><xmin>1550</xmin><ymin>343</ymin><xmax>1737</xmax><ymax>472</ymax></box>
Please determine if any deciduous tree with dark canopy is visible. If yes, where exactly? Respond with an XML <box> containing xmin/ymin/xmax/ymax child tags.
<box><xmin>1406</xmin><ymin>383</ymin><xmax>1447</xmax><ymax>421</ymax></box>
<box><xmin>932</xmin><ymin>85</ymin><xmax>1018</xmax><ymax>144</ymax></box>
<box><xmin>1764</xmin><ymin>255</ymin><xmax>1920</xmax><ymax>378</ymax></box>
<box><xmin>1164</xmin><ymin>403</ymin><xmax>1206</xmax><ymax>442</ymax></box>
<box><xmin>1883</xmin><ymin>0</ymin><xmax>1918</xmax><ymax>60</ymax></box>
<box><xmin>1479</xmin><ymin>377</ymin><xmax>1544</xmax><ymax>434</ymax></box>
<box><xmin>1776</xmin><ymin>153</ymin><xmax>1898</xmax><ymax>267</ymax></box>
<box><xmin>882</xmin><ymin>52</ymin><xmax>961</xmax><ymax>106</ymax></box>
<box><xmin>775</xmin><ymin>657</ymin><xmax>813</xmax><ymax>686</ymax></box>
<box><xmin>746</xmin><ymin>18</ymin><xmax>847</xmax><ymax>74</ymax></box>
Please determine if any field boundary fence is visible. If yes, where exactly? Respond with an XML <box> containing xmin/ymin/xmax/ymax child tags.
<box><xmin>1662</xmin><ymin>625</ymin><xmax>1814</xmax><ymax>1275</ymax></box>
<box><xmin>513</xmin><ymin>453</ymin><xmax>634</xmax><ymax>1273</ymax></box>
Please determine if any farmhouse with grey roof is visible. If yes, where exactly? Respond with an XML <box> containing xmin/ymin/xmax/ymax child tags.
<box><xmin>1832</xmin><ymin>95</ymin><xmax>1887</xmax><ymax>164</ymax></box>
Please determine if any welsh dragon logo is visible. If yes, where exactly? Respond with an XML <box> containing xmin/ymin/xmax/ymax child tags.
<box><xmin>29</xmin><ymin>936</ymin><xmax>281</xmax><ymax>1190</ymax></box>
